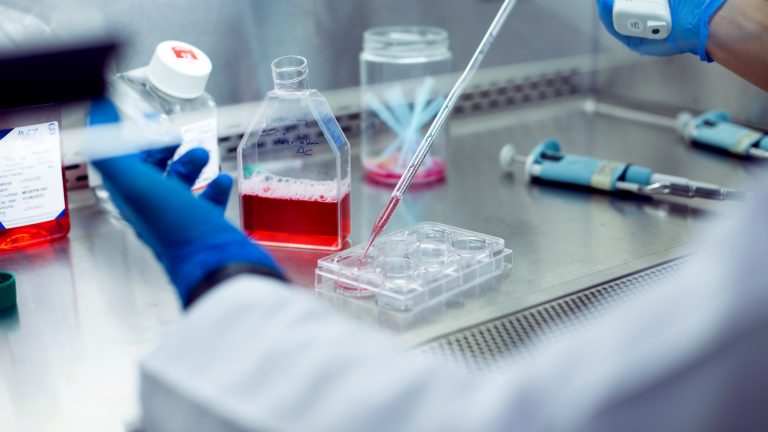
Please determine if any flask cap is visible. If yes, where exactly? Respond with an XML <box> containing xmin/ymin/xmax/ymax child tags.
<box><xmin>0</xmin><ymin>271</ymin><xmax>16</xmax><ymax>311</ymax></box>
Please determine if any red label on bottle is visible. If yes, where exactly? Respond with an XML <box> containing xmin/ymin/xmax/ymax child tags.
<box><xmin>171</xmin><ymin>46</ymin><xmax>198</xmax><ymax>60</ymax></box>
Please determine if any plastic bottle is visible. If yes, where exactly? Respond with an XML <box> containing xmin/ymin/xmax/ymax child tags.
<box><xmin>90</xmin><ymin>40</ymin><xmax>219</xmax><ymax>199</ymax></box>
<box><xmin>0</xmin><ymin>104</ymin><xmax>69</xmax><ymax>250</ymax></box>
<box><xmin>238</xmin><ymin>55</ymin><xmax>351</xmax><ymax>250</ymax></box>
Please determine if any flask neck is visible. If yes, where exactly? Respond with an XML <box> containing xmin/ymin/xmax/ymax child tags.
<box><xmin>273</xmin><ymin>76</ymin><xmax>308</xmax><ymax>91</ymax></box>
<box><xmin>271</xmin><ymin>55</ymin><xmax>309</xmax><ymax>91</ymax></box>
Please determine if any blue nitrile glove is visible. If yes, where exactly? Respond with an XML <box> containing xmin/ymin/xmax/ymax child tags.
<box><xmin>167</xmin><ymin>148</ymin><xmax>233</xmax><ymax>211</ymax></box>
<box><xmin>597</xmin><ymin>0</ymin><xmax>727</xmax><ymax>62</ymax></box>
<box><xmin>88</xmin><ymin>98</ymin><xmax>284</xmax><ymax>307</ymax></box>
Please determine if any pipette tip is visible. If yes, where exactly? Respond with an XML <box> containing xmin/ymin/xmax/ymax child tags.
<box><xmin>361</xmin><ymin>195</ymin><xmax>402</xmax><ymax>258</ymax></box>
<box><xmin>361</xmin><ymin>234</ymin><xmax>376</xmax><ymax>258</ymax></box>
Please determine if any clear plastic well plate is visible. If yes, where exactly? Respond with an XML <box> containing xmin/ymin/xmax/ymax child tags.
<box><xmin>315</xmin><ymin>222</ymin><xmax>512</xmax><ymax>311</ymax></box>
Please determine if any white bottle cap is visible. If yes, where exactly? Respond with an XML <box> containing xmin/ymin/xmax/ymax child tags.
<box><xmin>147</xmin><ymin>40</ymin><xmax>212</xmax><ymax>99</ymax></box>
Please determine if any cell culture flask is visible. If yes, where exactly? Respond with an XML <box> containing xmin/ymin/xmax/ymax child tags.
<box><xmin>238</xmin><ymin>56</ymin><xmax>351</xmax><ymax>250</ymax></box>
<box><xmin>0</xmin><ymin>104</ymin><xmax>69</xmax><ymax>251</ymax></box>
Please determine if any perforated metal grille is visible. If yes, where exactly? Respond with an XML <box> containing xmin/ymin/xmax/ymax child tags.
<box><xmin>452</xmin><ymin>69</ymin><xmax>583</xmax><ymax>116</ymax></box>
<box><xmin>418</xmin><ymin>258</ymin><xmax>687</xmax><ymax>373</ymax></box>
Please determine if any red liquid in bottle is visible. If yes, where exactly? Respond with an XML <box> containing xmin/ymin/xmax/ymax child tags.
<box><xmin>0</xmin><ymin>167</ymin><xmax>70</xmax><ymax>251</ymax></box>
<box><xmin>241</xmin><ymin>191</ymin><xmax>351</xmax><ymax>250</ymax></box>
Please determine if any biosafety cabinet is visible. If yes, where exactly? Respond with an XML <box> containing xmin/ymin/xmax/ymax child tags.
<box><xmin>0</xmin><ymin>1</ymin><xmax>765</xmax><ymax>430</ymax></box>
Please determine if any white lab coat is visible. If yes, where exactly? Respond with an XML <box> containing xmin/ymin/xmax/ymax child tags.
<box><xmin>140</xmin><ymin>184</ymin><xmax>768</xmax><ymax>432</ymax></box>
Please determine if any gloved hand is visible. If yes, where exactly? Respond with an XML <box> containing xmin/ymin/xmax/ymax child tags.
<box><xmin>88</xmin><ymin>98</ymin><xmax>284</xmax><ymax>307</ymax></box>
<box><xmin>167</xmin><ymin>148</ymin><xmax>234</xmax><ymax>212</ymax></box>
<box><xmin>597</xmin><ymin>0</ymin><xmax>727</xmax><ymax>62</ymax></box>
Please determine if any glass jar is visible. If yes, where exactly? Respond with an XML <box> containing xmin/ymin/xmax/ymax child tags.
<box><xmin>360</xmin><ymin>26</ymin><xmax>452</xmax><ymax>185</ymax></box>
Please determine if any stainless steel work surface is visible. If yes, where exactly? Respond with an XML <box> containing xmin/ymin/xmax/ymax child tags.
<box><xmin>279</xmin><ymin>100</ymin><xmax>753</xmax><ymax>340</ymax></box>
<box><xmin>0</xmin><ymin>197</ymin><xmax>179</xmax><ymax>431</ymax></box>
<box><xmin>0</xmin><ymin>100</ymin><xmax>758</xmax><ymax>430</ymax></box>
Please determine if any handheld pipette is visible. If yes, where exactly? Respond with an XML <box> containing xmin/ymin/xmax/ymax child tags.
<box><xmin>586</xmin><ymin>102</ymin><xmax>768</xmax><ymax>160</ymax></box>
<box><xmin>677</xmin><ymin>110</ymin><xmax>768</xmax><ymax>159</ymax></box>
<box><xmin>362</xmin><ymin>0</ymin><xmax>520</xmax><ymax>255</ymax></box>
<box><xmin>499</xmin><ymin>140</ymin><xmax>745</xmax><ymax>201</ymax></box>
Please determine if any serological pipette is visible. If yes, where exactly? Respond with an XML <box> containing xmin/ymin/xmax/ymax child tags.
<box><xmin>362</xmin><ymin>0</ymin><xmax>520</xmax><ymax>256</ymax></box>
<box><xmin>499</xmin><ymin>140</ymin><xmax>745</xmax><ymax>201</ymax></box>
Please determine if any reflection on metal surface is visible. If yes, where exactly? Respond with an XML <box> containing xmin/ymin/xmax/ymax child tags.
<box><xmin>619</xmin><ymin>180</ymin><xmax>746</xmax><ymax>201</ymax></box>
<box><xmin>520</xmin><ymin>178</ymin><xmax>706</xmax><ymax>222</ymax></box>
<box><xmin>0</xmin><ymin>189</ymin><xmax>179</xmax><ymax>431</ymax></box>
<box><xmin>266</xmin><ymin>245</ymin><xmax>343</xmax><ymax>290</ymax></box>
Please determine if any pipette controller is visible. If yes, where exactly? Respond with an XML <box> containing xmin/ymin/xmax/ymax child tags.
<box><xmin>613</xmin><ymin>0</ymin><xmax>671</xmax><ymax>39</ymax></box>
<box><xmin>677</xmin><ymin>110</ymin><xmax>768</xmax><ymax>159</ymax></box>
<box><xmin>362</xmin><ymin>0</ymin><xmax>520</xmax><ymax>256</ymax></box>
<box><xmin>499</xmin><ymin>140</ymin><xmax>745</xmax><ymax>201</ymax></box>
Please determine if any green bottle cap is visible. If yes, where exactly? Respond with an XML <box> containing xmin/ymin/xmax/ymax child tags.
<box><xmin>0</xmin><ymin>271</ymin><xmax>16</xmax><ymax>311</ymax></box>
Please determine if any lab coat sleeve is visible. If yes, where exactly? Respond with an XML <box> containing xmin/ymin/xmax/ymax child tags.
<box><xmin>141</xmin><ymin>184</ymin><xmax>768</xmax><ymax>432</ymax></box>
<box><xmin>139</xmin><ymin>274</ymin><xmax>533</xmax><ymax>432</ymax></box>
